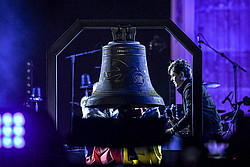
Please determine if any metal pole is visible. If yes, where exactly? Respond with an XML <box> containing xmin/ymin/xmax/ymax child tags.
<box><xmin>70</xmin><ymin>56</ymin><xmax>75</xmax><ymax>134</ymax></box>
<box><xmin>234</xmin><ymin>65</ymin><xmax>237</xmax><ymax>103</ymax></box>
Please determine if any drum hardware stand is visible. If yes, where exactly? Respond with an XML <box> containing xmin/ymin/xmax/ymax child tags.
<box><xmin>224</xmin><ymin>103</ymin><xmax>240</xmax><ymax>139</ymax></box>
<box><xmin>65</xmin><ymin>48</ymin><xmax>102</xmax><ymax>134</ymax></box>
<box><xmin>224</xmin><ymin>96</ymin><xmax>250</xmax><ymax>139</ymax></box>
<box><xmin>65</xmin><ymin>49</ymin><xmax>101</xmax><ymax>158</ymax></box>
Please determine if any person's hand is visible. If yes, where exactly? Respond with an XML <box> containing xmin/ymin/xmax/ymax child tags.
<box><xmin>168</xmin><ymin>117</ymin><xmax>179</xmax><ymax>126</ymax></box>
<box><xmin>165</xmin><ymin>127</ymin><xmax>175</xmax><ymax>135</ymax></box>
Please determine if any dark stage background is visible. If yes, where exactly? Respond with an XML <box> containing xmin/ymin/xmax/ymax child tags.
<box><xmin>0</xmin><ymin>0</ymin><xmax>171</xmax><ymax>138</ymax></box>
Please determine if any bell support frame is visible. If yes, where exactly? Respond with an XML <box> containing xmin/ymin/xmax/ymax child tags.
<box><xmin>46</xmin><ymin>19</ymin><xmax>202</xmax><ymax>139</ymax></box>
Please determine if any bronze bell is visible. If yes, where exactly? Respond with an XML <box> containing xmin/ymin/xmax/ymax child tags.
<box><xmin>86</xmin><ymin>27</ymin><xmax>164</xmax><ymax>108</ymax></box>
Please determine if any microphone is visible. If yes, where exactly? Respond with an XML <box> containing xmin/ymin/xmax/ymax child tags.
<box><xmin>222</xmin><ymin>91</ymin><xmax>233</xmax><ymax>104</ymax></box>
<box><xmin>197</xmin><ymin>34</ymin><xmax>201</xmax><ymax>48</ymax></box>
<box><xmin>197</xmin><ymin>34</ymin><xmax>205</xmax><ymax>48</ymax></box>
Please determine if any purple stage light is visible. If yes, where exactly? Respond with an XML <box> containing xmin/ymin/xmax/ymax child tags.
<box><xmin>2</xmin><ymin>113</ymin><xmax>12</xmax><ymax>126</ymax></box>
<box><xmin>13</xmin><ymin>136</ymin><xmax>26</xmax><ymax>149</ymax></box>
<box><xmin>0</xmin><ymin>112</ymin><xmax>26</xmax><ymax>149</ymax></box>
<box><xmin>2</xmin><ymin>137</ymin><xmax>13</xmax><ymax>149</ymax></box>
<box><xmin>13</xmin><ymin>126</ymin><xmax>25</xmax><ymax>136</ymax></box>
<box><xmin>13</xmin><ymin>112</ymin><xmax>25</xmax><ymax>126</ymax></box>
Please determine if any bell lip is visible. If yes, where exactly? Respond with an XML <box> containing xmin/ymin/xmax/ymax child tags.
<box><xmin>86</xmin><ymin>104</ymin><xmax>165</xmax><ymax>108</ymax></box>
<box><xmin>85</xmin><ymin>95</ymin><xmax>165</xmax><ymax>108</ymax></box>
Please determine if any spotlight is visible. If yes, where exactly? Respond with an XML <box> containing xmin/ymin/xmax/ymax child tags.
<box><xmin>13</xmin><ymin>126</ymin><xmax>25</xmax><ymax>136</ymax></box>
<box><xmin>2</xmin><ymin>113</ymin><xmax>12</xmax><ymax>126</ymax></box>
<box><xmin>2</xmin><ymin>137</ymin><xmax>13</xmax><ymax>149</ymax></box>
<box><xmin>13</xmin><ymin>112</ymin><xmax>25</xmax><ymax>126</ymax></box>
<box><xmin>2</xmin><ymin>126</ymin><xmax>12</xmax><ymax>137</ymax></box>
<box><xmin>13</xmin><ymin>137</ymin><xmax>26</xmax><ymax>149</ymax></box>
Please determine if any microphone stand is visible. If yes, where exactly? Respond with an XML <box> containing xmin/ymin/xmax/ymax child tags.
<box><xmin>65</xmin><ymin>49</ymin><xmax>101</xmax><ymax>134</ymax></box>
<box><xmin>200</xmin><ymin>42</ymin><xmax>247</xmax><ymax>104</ymax></box>
<box><xmin>199</xmin><ymin>40</ymin><xmax>247</xmax><ymax>137</ymax></box>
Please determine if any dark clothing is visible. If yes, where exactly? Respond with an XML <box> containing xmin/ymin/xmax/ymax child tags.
<box><xmin>172</xmin><ymin>78</ymin><xmax>223</xmax><ymax>138</ymax></box>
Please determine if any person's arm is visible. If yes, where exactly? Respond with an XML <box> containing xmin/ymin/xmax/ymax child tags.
<box><xmin>172</xmin><ymin>85</ymin><xmax>192</xmax><ymax>132</ymax></box>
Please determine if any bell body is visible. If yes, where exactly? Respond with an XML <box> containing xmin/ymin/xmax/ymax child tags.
<box><xmin>86</xmin><ymin>41</ymin><xmax>164</xmax><ymax>108</ymax></box>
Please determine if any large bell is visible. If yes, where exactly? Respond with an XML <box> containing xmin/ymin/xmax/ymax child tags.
<box><xmin>86</xmin><ymin>27</ymin><xmax>164</xmax><ymax>108</ymax></box>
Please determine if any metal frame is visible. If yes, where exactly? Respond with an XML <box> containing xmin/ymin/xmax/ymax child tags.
<box><xmin>46</xmin><ymin>19</ymin><xmax>202</xmax><ymax>138</ymax></box>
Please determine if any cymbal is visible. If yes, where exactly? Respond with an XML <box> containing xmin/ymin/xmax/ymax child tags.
<box><xmin>203</xmin><ymin>82</ymin><xmax>220</xmax><ymax>89</ymax></box>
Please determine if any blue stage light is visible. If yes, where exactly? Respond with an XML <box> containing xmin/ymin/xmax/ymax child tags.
<box><xmin>13</xmin><ymin>126</ymin><xmax>25</xmax><ymax>136</ymax></box>
<box><xmin>2</xmin><ymin>137</ymin><xmax>13</xmax><ymax>149</ymax></box>
<box><xmin>13</xmin><ymin>112</ymin><xmax>25</xmax><ymax>126</ymax></box>
<box><xmin>2</xmin><ymin>113</ymin><xmax>12</xmax><ymax>126</ymax></box>
<box><xmin>2</xmin><ymin>126</ymin><xmax>12</xmax><ymax>137</ymax></box>
<box><xmin>13</xmin><ymin>136</ymin><xmax>25</xmax><ymax>149</ymax></box>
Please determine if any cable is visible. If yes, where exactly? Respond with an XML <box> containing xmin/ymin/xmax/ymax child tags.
<box><xmin>198</xmin><ymin>33</ymin><xmax>210</xmax><ymax>46</ymax></box>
